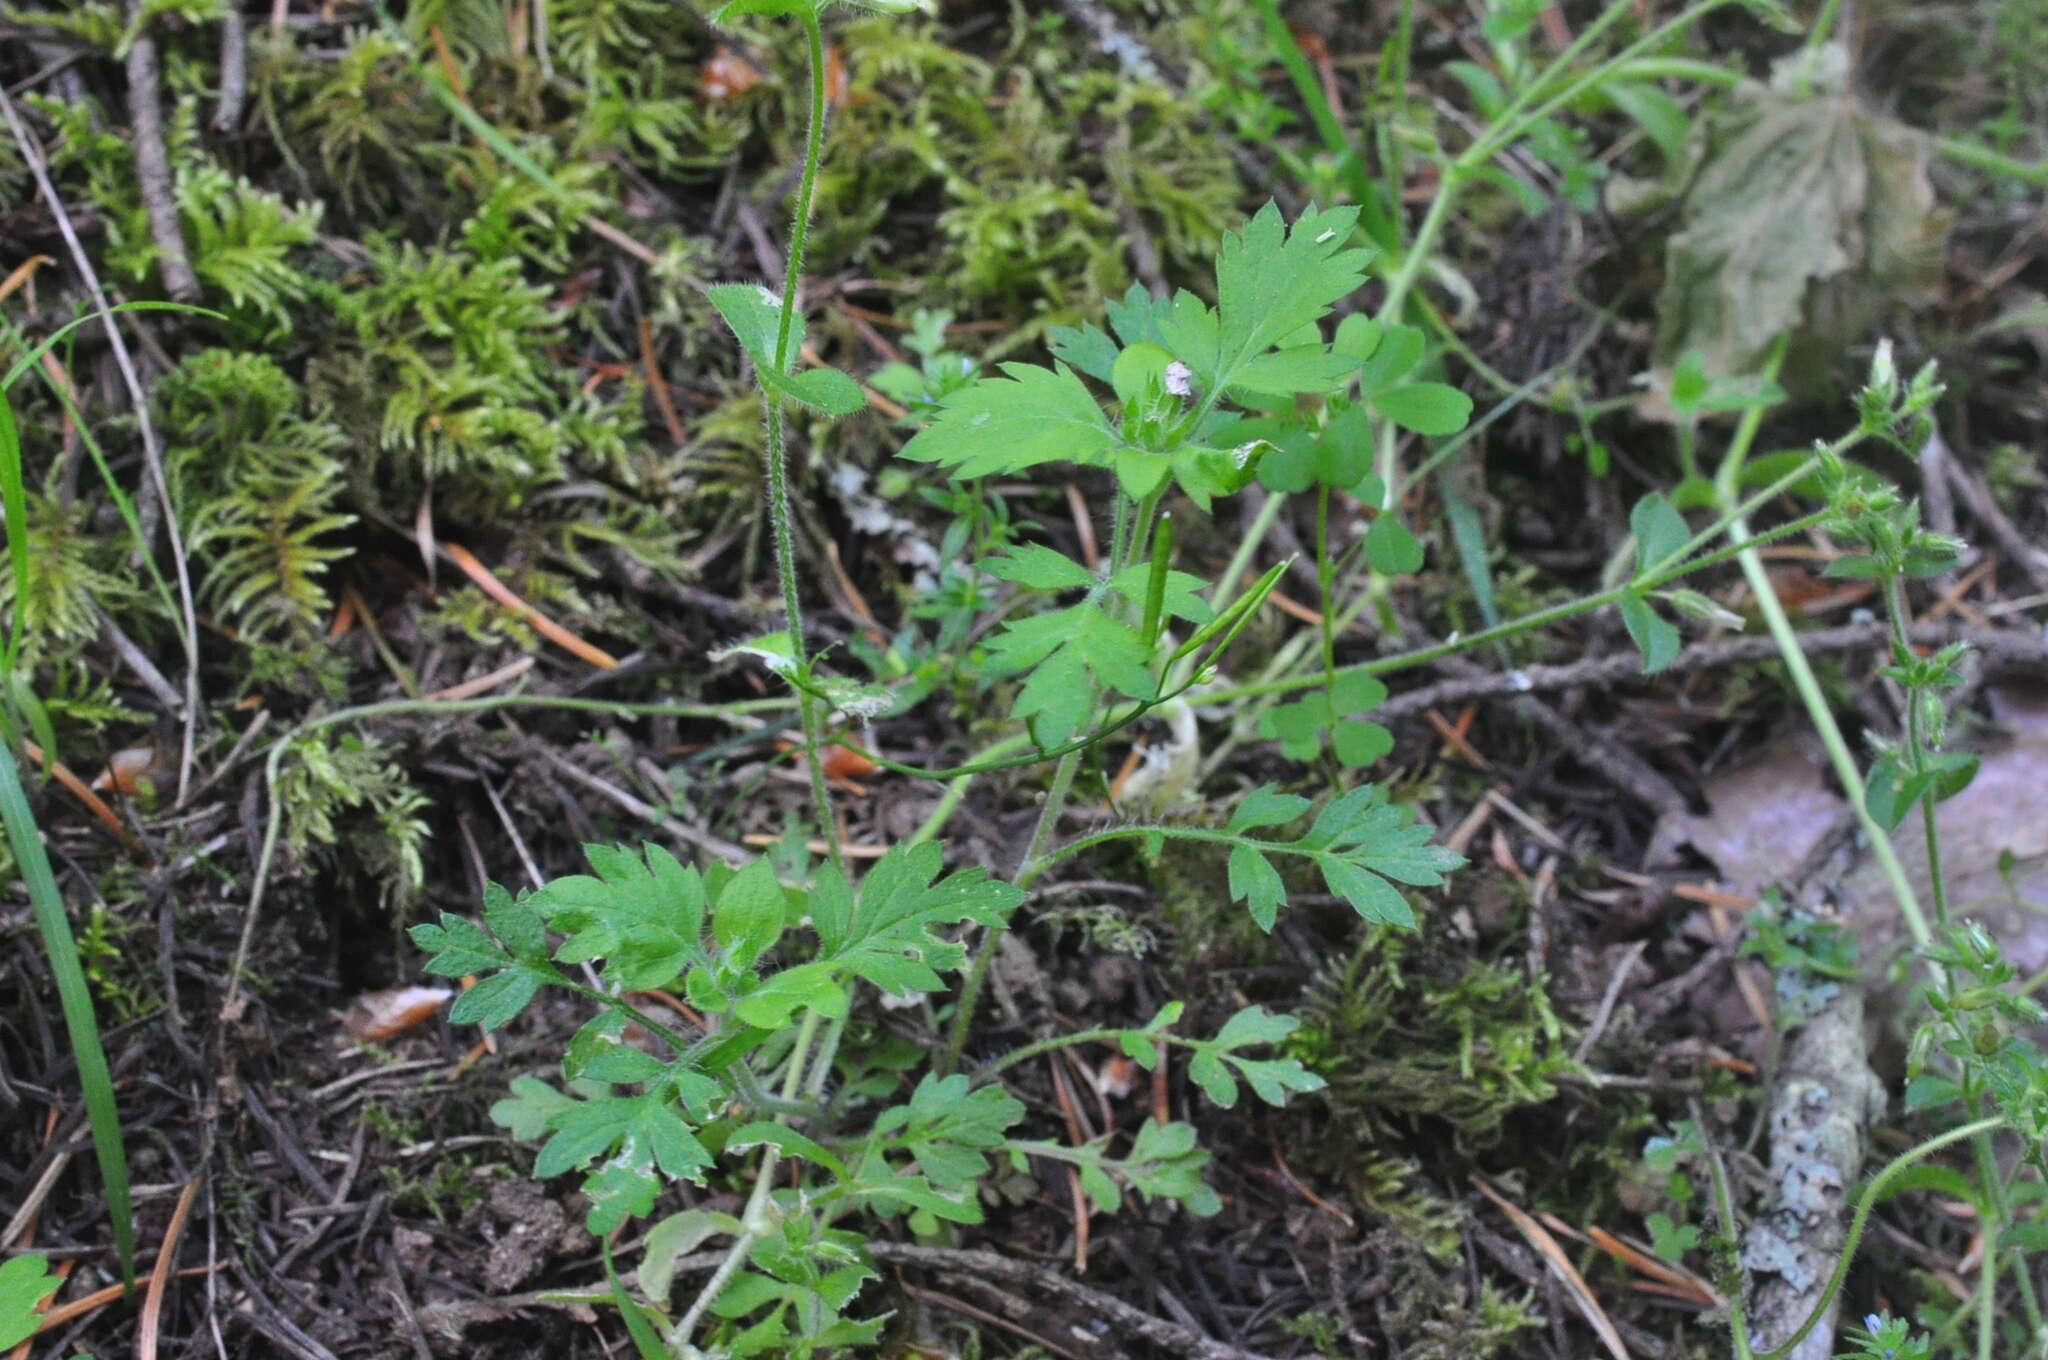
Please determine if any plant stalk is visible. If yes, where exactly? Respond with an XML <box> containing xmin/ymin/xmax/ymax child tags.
<box><xmin>761</xmin><ymin>9</ymin><xmax>842</xmax><ymax>875</ymax></box>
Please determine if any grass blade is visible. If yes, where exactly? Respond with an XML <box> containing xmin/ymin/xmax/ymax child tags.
<box><xmin>0</xmin><ymin>739</ymin><xmax>133</xmax><ymax>1285</ymax></box>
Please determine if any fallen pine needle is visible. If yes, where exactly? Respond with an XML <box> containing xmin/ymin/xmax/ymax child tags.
<box><xmin>1583</xmin><ymin>1223</ymin><xmax>1722</xmax><ymax>1306</ymax></box>
<box><xmin>423</xmin><ymin>655</ymin><xmax>538</xmax><ymax>702</ymax></box>
<box><xmin>32</xmin><ymin>1264</ymin><xmax>220</xmax><ymax>1336</ymax></box>
<box><xmin>440</xmin><ymin>541</ymin><xmax>619</xmax><ymax>670</ymax></box>
<box><xmin>0</xmin><ymin>253</ymin><xmax>51</xmax><ymax>303</ymax></box>
<box><xmin>1474</xmin><ymin>1176</ymin><xmax>1631</xmax><ymax>1360</ymax></box>
<box><xmin>137</xmin><ymin>1175</ymin><xmax>201</xmax><ymax>1360</ymax></box>
<box><xmin>22</xmin><ymin>740</ymin><xmax>141</xmax><ymax>851</ymax></box>
<box><xmin>740</xmin><ymin>833</ymin><xmax>888</xmax><ymax>859</ymax></box>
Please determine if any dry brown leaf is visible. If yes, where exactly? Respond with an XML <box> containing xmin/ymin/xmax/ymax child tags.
<box><xmin>341</xmin><ymin>986</ymin><xmax>453</xmax><ymax>1041</ymax></box>
<box><xmin>1649</xmin><ymin>45</ymin><xmax>1947</xmax><ymax>403</ymax></box>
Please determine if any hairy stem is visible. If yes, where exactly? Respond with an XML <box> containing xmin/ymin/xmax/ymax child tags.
<box><xmin>941</xmin><ymin>742</ymin><xmax>1085</xmax><ymax>1075</ymax></box>
<box><xmin>1712</xmin><ymin>344</ymin><xmax>1930</xmax><ymax>949</ymax></box>
<box><xmin>762</xmin><ymin>9</ymin><xmax>842</xmax><ymax>875</ymax></box>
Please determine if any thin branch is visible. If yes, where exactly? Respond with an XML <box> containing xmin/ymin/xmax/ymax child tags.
<box><xmin>1369</xmin><ymin>621</ymin><xmax>2047</xmax><ymax>727</ymax></box>
<box><xmin>214</xmin><ymin>4</ymin><xmax>248</xmax><ymax>133</ymax></box>
<box><xmin>124</xmin><ymin>7</ymin><xmax>200</xmax><ymax>300</ymax></box>
<box><xmin>0</xmin><ymin>83</ymin><xmax>203</xmax><ymax>806</ymax></box>
<box><xmin>866</xmin><ymin>1242</ymin><xmax>1282</xmax><ymax>1360</ymax></box>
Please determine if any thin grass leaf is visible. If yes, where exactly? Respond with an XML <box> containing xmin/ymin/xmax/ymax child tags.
<box><xmin>0</xmin><ymin>741</ymin><xmax>133</xmax><ymax>1285</ymax></box>
<box><xmin>603</xmin><ymin>1238</ymin><xmax>669</xmax><ymax>1360</ymax></box>
<box><xmin>0</xmin><ymin>302</ymin><xmax>220</xmax><ymax>391</ymax></box>
<box><xmin>7</xmin><ymin>350</ymin><xmax>181</xmax><ymax>626</ymax></box>
<box><xmin>0</xmin><ymin>390</ymin><xmax>26</xmax><ymax>672</ymax></box>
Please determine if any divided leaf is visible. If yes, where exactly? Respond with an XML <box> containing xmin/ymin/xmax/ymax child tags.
<box><xmin>1221</xmin><ymin>782</ymin><xmax>1463</xmax><ymax>932</ymax></box>
<box><xmin>529</xmin><ymin>843</ymin><xmax>707</xmax><ymax>991</ymax></box>
<box><xmin>412</xmin><ymin>884</ymin><xmax>564</xmax><ymax>1032</ymax></box>
<box><xmin>1211</xmin><ymin>202</ymin><xmax>1375</xmax><ymax>389</ymax></box>
<box><xmin>898</xmin><ymin>361</ymin><xmax>1118</xmax><ymax>478</ymax></box>
<box><xmin>985</xmin><ymin>603</ymin><xmax>1157</xmax><ymax>747</ymax></box>
<box><xmin>870</xmin><ymin>1072</ymin><xmax>1026</xmax><ymax>1206</ymax></box>
<box><xmin>1180</xmin><ymin>1006</ymin><xmax>1326</xmax><ymax>1108</ymax></box>
<box><xmin>1120</xmin><ymin>1003</ymin><xmax>1326</xmax><ymax>1109</ymax></box>
<box><xmin>983</xmin><ymin>542</ymin><xmax>1096</xmax><ymax>592</ymax></box>
<box><xmin>811</xmin><ymin>843</ymin><xmax>1021</xmax><ymax>1002</ymax></box>
<box><xmin>498</xmin><ymin>1082</ymin><xmax>718</xmax><ymax>1233</ymax></box>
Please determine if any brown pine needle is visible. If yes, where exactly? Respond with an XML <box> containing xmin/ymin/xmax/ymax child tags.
<box><xmin>1473</xmin><ymin>1176</ymin><xmax>1631</xmax><ymax>1360</ymax></box>
<box><xmin>440</xmin><ymin>541</ymin><xmax>619</xmax><ymax>670</ymax></box>
<box><xmin>422</xmin><ymin>656</ymin><xmax>538</xmax><ymax>702</ymax></box>
<box><xmin>31</xmin><ymin>1265</ymin><xmax>219</xmax><ymax>1336</ymax></box>
<box><xmin>638</xmin><ymin>314</ymin><xmax>688</xmax><ymax>446</ymax></box>
<box><xmin>1583</xmin><ymin>1224</ymin><xmax>1722</xmax><ymax>1306</ymax></box>
<box><xmin>0</xmin><ymin>253</ymin><xmax>51</xmax><ymax>303</ymax></box>
<box><xmin>1425</xmin><ymin>706</ymin><xmax>1491</xmax><ymax>768</ymax></box>
<box><xmin>21</xmin><ymin>740</ymin><xmax>141</xmax><ymax>851</ymax></box>
<box><xmin>137</xmin><ymin>1175</ymin><xmax>201</xmax><ymax>1359</ymax></box>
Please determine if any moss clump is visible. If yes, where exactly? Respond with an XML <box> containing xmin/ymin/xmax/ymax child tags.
<box><xmin>1290</xmin><ymin>925</ymin><xmax>1577</xmax><ymax>1148</ymax></box>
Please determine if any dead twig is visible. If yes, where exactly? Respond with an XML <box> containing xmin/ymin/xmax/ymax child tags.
<box><xmin>124</xmin><ymin>6</ymin><xmax>200</xmax><ymax>300</ymax></box>
<box><xmin>865</xmin><ymin>1242</ymin><xmax>1282</xmax><ymax>1360</ymax></box>
<box><xmin>527</xmin><ymin>740</ymin><xmax>750</xmax><ymax>864</ymax></box>
<box><xmin>1937</xmin><ymin>431</ymin><xmax>2048</xmax><ymax>597</ymax></box>
<box><xmin>213</xmin><ymin>5</ymin><xmax>247</xmax><ymax>132</ymax></box>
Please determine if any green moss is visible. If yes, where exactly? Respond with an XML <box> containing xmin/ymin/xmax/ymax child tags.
<box><xmin>1290</xmin><ymin>926</ymin><xmax>1577</xmax><ymax>1148</ymax></box>
<box><xmin>163</xmin><ymin>349</ymin><xmax>355</xmax><ymax>651</ymax></box>
<box><xmin>274</xmin><ymin>728</ymin><xmax>430</xmax><ymax>907</ymax></box>
<box><xmin>814</xmin><ymin>16</ymin><xmax>1244</xmax><ymax>348</ymax></box>
<box><xmin>1387</xmin><ymin>1272</ymin><xmax>1544</xmax><ymax>1360</ymax></box>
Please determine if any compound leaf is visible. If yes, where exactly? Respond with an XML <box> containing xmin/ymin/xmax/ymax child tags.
<box><xmin>898</xmin><ymin>362</ymin><xmax>1118</xmax><ymax>478</ymax></box>
<box><xmin>1213</xmin><ymin>201</ymin><xmax>1374</xmax><ymax>386</ymax></box>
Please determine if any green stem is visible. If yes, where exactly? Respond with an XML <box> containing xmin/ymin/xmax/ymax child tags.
<box><xmin>1208</xmin><ymin>505</ymin><xmax>1832</xmax><ymax>707</ymax></box>
<box><xmin>1378</xmin><ymin>0</ymin><xmax>1737</xmax><ymax>329</ymax></box>
<box><xmin>975</xmin><ymin>1026</ymin><xmax>1126</xmax><ymax>1081</ymax></box>
<box><xmin>1712</xmin><ymin>344</ymin><xmax>1930</xmax><ymax>949</ymax></box>
<box><xmin>762</xmin><ymin>9</ymin><xmax>841</xmax><ymax>876</ymax></box>
<box><xmin>1316</xmin><ymin>484</ymin><xmax>1337</xmax><ymax>687</ymax></box>
<box><xmin>941</xmin><ymin>741</ymin><xmax>1086</xmax><ymax>1076</ymax></box>
<box><xmin>1014</xmin><ymin>820</ymin><xmax>1356</xmax><ymax>892</ymax></box>
<box><xmin>1934</xmin><ymin>135</ymin><xmax>2048</xmax><ymax>188</ymax></box>
<box><xmin>1732</xmin><ymin>1116</ymin><xmax>2005</xmax><ymax>1360</ymax></box>
<box><xmin>905</xmin><ymin>733</ymin><xmax>1034</xmax><ymax>847</ymax></box>
<box><xmin>671</xmin><ymin>1011</ymin><xmax>821</xmax><ymax>1349</ymax></box>
<box><xmin>1471</xmin><ymin>0</ymin><xmax>1739</xmax><ymax>168</ymax></box>
<box><xmin>1370</xmin><ymin>0</ymin><xmax>1738</xmax><ymax>504</ymax></box>
<box><xmin>1210</xmin><ymin>489</ymin><xmax>1287</xmax><ymax>610</ymax></box>
<box><xmin>558</xmin><ymin>980</ymin><xmax>699</xmax><ymax>1054</ymax></box>
<box><xmin>1804</xmin><ymin>0</ymin><xmax>1843</xmax><ymax>53</ymax></box>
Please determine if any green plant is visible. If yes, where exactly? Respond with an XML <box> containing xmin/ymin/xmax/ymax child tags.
<box><xmin>1838</xmin><ymin>1314</ymin><xmax>1934</xmax><ymax>1360</ymax></box>
<box><xmin>0</xmin><ymin>369</ymin><xmax>138</xmax><ymax>1287</ymax></box>
<box><xmin>402</xmin><ymin>5</ymin><xmax>1978</xmax><ymax>1349</ymax></box>
<box><xmin>1652</xmin><ymin>344</ymin><xmax>2048</xmax><ymax>1360</ymax></box>
<box><xmin>0</xmin><ymin>1253</ymin><xmax>61</xmax><ymax>1348</ymax></box>
<box><xmin>163</xmin><ymin>349</ymin><xmax>355</xmax><ymax>649</ymax></box>
<box><xmin>274</xmin><ymin>728</ymin><xmax>430</xmax><ymax>905</ymax></box>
